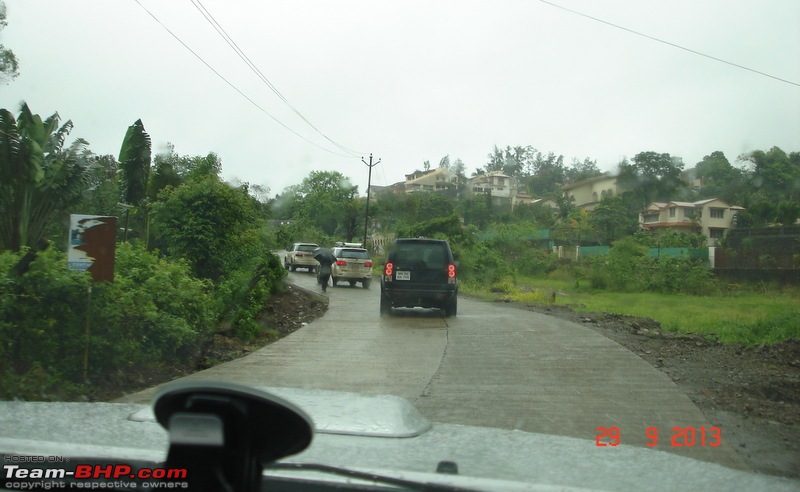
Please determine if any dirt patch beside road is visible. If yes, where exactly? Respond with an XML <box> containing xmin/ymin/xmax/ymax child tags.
<box><xmin>506</xmin><ymin>300</ymin><xmax>800</xmax><ymax>479</ymax></box>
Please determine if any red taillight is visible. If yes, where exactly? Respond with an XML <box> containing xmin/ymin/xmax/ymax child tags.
<box><xmin>447</xmin><ymin>264</ymin><xmax>456</xmax><ymax>278</ymax></box>
<box><xmin>295</xmin><ymin>252</ymin><xmax>303</xmax><ymax>256</ymax></box>
<box><xmin>384</xmin><ymin>262</ymin><xmax>393</xmax><ymax>276</ymax></box>
<box><xmin>364</xmin><ymin>261</ymin><xmax>373</xmax><ymax>268</ymax></box>
<box><xmin>335</xmin><ymin>260</ymin><xmax>347</xmax><ymax>266</ymax></box>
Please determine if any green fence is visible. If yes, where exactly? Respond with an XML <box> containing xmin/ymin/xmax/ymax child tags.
<box><xmin>578</xmin><ymin>246</ymin><xmax>610</xmax><ymax>257</ymax></box>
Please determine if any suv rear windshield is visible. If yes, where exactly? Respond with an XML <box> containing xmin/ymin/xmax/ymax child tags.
<box><xmin>337</xmin><ymin>248</ymin><xmax>369</xmax><ymax>259</ymax></box>
<box><xmin>390</xmin><ymin>241</ymin><xmax>449</xmax><ymax>269</ymax></box>
<box><xmin>296</xmin><ymin>244</ymin><xmax>318</xmax><ymax>252</ymax></box>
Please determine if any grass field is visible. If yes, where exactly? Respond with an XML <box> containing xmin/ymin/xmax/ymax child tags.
<box><xmin>461</xmin><ymin>277</ymin><xmax>800</xmax><ymax>345</ymax></box>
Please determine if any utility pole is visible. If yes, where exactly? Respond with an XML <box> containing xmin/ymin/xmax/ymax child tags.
<box><xmin>362</xmin><ymin>153</ymin><xmax>381</xmax><ymax>249</ymax></box>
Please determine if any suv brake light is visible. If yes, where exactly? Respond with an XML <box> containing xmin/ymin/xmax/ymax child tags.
<box><xmin>335</xmin><ymin>260</ymin><xmax>347</xmax><ymax>266</ymax></box>
<box><xmin>295</xmin><ymin>252</ymin><xmax>303</xmax><ymax>257</ymax></box>
<box><xmin>364</xmin><ymin>261</ymin><xmax>373</xmax><ymax>268</ymax></box>
<box><xmin>384</xmin><ymin>262</ymin><xmax>393</xmax><ymax>281</ymax></box>
<box><xmin>447</xmin><ymin>263</ymin><xmax>456</xmax><ymax>283</ymax></box>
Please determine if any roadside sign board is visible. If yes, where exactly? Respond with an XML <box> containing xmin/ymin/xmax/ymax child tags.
<box><xmin>67</xmin><ymin>215</ymin><xmax>117</xmax><ymax>282</ymax></box>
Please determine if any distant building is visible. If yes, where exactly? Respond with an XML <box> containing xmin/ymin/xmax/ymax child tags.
<box><xmin>562</xmin><ymin>173</ymin><xmax>620</xmax><ymax>210</ymax></box>
<box><xmin>404</xmin><ymin>168</ymin><xmax>455</xmax><ymax>193</ymax></box>
<box><xmin>367</xmin><ymin>182</ymin><xmax>405</xmax><ymax>202</ymax></box>
<box><xmin>467</xmin><ymin>171</ymin><xmax>513</xmax><ymax>199</ymax></box>
<box><xmin>639</xmin><ymin>198</ymin><xmax>744</xmax><ymax>245</ymax></box>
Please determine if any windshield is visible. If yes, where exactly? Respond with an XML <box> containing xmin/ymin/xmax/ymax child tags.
<box><xmin>1</xmin><ymin>1</ymin><xmax>799</xmax><ymax>490</ymax></box>
<box><xmin>336</xmin><ymin>249</ymin><xmax>369</xmax><ymax>259</ymax></box>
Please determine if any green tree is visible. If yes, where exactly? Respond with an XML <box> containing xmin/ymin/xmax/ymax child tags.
<box><xmin>150</xmin><ymin>176</ymin><xmax>263</xmax><ymax>281</ymax></box>
<box><xmin>522</xmin><ymin>151</ymin><xmax>566</xmax><ymax>197</ymax></box>
<box><xmin>0</xmin><ymin>104</ymin><xmax>89</xmax><ymax>252</ymax></box>
<box><xmin>588</xmin><ymin>197</ymin><xmax>638</xmax><ymax>244</ymax></box>
<box><xmin>775</xmin><ymin>200</ymin><xmax>800</xmax><ymax>226</ymax></box>
<box><xmin>564</xmin><ymin>157</ymin><xmax>603</xmax><ymax>183</ymax></box>
<box><xmin>0</xmin><ymin>2</ymin><xmax>19</xmax><ymax>83</ymax></box>
<box><xmin>82</xmin><ymin>154</ymin><xmax>121</xmax><ymax>216</ymax></box>
<box><xmin>284</xmin><ymin>171</ymin><xmax>359</xmax><ymax>237</ymax></box>
<box><xmin>742</xmin><ymin>147</ymin><xmax>800</xmax><ymax>202</ymax></box>
<box><xmin>694</xmin><ymin>151</ymin><xmax>746</xmax><ymax>203</ymax></box>
<box><xmin>617</xmin><ymin>152</ymin><xmax>688</xmax><ymax>210</ymax></box>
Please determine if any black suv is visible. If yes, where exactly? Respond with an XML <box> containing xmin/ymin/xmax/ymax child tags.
<box><xmin>379</xmin><ymin>238</ymin><xmax>458</xmax><ymax>316</ymax></box>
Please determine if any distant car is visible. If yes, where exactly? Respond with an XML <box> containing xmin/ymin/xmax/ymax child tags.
<box><xmin>331</xmin><ymin>247</ymin><xmax>373</xmax><ymax>288</ymax></box>
<box><xmin>284</xmin><ymin>243</ymin><xmax>320</xmax><ymax>272</ymax></box>
<box><xmin>380</xmin><ymin>238</ymin><xmax>458</xmax><ymax>316</ymax></box>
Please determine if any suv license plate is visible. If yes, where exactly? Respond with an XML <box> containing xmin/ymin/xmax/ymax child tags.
<box><xmin>396</xmin><ymin>271</ymin><xmax>411</xmax><ymax>281</ymax></box>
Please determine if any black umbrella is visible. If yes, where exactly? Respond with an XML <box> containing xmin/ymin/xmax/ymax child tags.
<box><xmin>312</xmin><ymin>247</ymin><xmax>337</xmax><ymax>265</ymax></box>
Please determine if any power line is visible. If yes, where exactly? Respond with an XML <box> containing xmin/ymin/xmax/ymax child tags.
<box><xmin>538</xmin><ymin>0</ymin><xmax>800</xmax><ymax>88</ymax></box>
<box><xmin>189</xmin><ymin>0</ymin><xmax>364</xmax><ymax>157</ymax></box>
<box><xmin>130</xmin><ymin>0</ymin><xmax>355</xmax><ymax>157</ymax></box>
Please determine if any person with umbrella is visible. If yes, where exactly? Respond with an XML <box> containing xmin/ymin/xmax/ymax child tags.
<box><xmin>313</xmin><ymin>247</ymin><xmax>336</xmax><ymax>292</ymax></box>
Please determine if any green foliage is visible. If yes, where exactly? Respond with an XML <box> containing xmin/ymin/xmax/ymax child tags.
<box><xmin>588</xmin><ymin>197</ymin><xmax>638</xmax><ymax>243</ymax></box>
<box><xmin>0</xmin><ymin>245</ymin><xmax>215</xmax><ymax>399</ymax></box>
<box><xmin>274</xmin><ymin>219</ymin><xmax>332</xmax><ymax>248</ymax></box>
<box><xmin>0</xmin><ymin>104</ymin><xmax>89</xmax><ymax>251</ymax></box>
<box><xmin>453</xmin><ymin>241</ymin><xmax>510</xmax><ymax>284</ymax></box>
<box><xmin>92</xmin><ymin>244</ymin><xmax>215</xmax><ymax>371</ymax></box>
<box><xmin>722</xmin><ymin>309</ymin><xmax>800</xmax><ymax>345</ymax></box>
<box><xmin>743</xmin><ymin>147</ymin><xmax>800</xmax><ymax>202</ymax></box>
<box><xmin>395</xmin><ymin>214</ymin><xmax>468</xmax><ymax>244</ymax></box>
<box><xmin>118</xmin><ymin>119</ymin><xmax>151</xmax><ymax>206</ymax></box>
<box><xmin>617</xmin><ymin>152</ymin><xmax>688</xmax><ymax>210</ymax></box>
<box><xmin>0</xmin><ymin>2</ymin><xmax>18</xmax><ymax>83</ymax></box>
<box><xmin>632</xmin><ymin>230</ymin><xmax>707</xmax><ymax>248</ymax></box>
<box><xmin>775</xmin><ymin>200</ymin><xmax>800</xmax><ymax>226</ymax></box>
<box><xmin>150</xmin><ymin>176</ymin><xmax>263</xmax><ymax>281</ymax></box>
<box><xmin>518</xmin><ymin>248</ymin><xmax>558</xmax><ymax>277</ymax></box>
<box><xmin>215</xmin><ymin>252</ymin><xmax>286</xmax><ymax>341</ymax></box>
<box><xmin>280</xmin><ymin>171</ymin><xmax>359</xmax><ymax>237</ymax></box>
<box><xmin>584</xmin><ymin>236</ymin><xmax>716</xmax><ymax>294</ymax></box>
<box><xmin>694</xmin><ymin>151</ymin><xmax>746</xmax><ymax>203</ymax></box>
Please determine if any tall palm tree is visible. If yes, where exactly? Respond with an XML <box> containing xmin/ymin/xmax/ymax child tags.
<box><xmin>0</xmin><ymin>103</ymin><xmax>88</xmax><ymax>252</ymax></box>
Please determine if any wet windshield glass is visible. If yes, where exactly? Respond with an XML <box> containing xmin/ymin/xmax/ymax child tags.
<box><xmin>1</xmin><ymin>1</ymin><xmax>799</xmax><ymax>489</ymax></box>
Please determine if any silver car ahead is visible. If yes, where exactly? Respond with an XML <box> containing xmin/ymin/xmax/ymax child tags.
<box><xmin>331</xmin><ymin>247</ymin><xmax>373</xmax><ymax>288</ymax></box>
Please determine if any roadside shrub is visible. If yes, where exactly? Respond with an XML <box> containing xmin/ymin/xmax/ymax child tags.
<box><xmin>215</xmin><ymin>251</ymin><xmax>286</xmax><ymax>341</ymax></box>
<box><xmin>644</xmin><ymin>256</ymin><xmax>719</xmax><ymax>295</ymax></box>
<box><xmin>490</xmin><ymin>280</ymin><xmax>517</xmax><ymax>294</ymax></box>
<box><xmin>453</xmin><ymin>241</ymin><xmax>510</xmax><ymax>284</ymax></box>
<box><xmin>517</xmin><ymin>248</ymin><xmax>557</xmax><ymax>277</ymax></box>
<box><xmin>92</xmin><ymin>243</ymin><xmax>216</xmax><ymax>372</ymax></box>
<box><xmin>0</xmin><ymin>245</ymin><xmax>216</xmax><ymax>399</ymax></box>
<box><xmin>582</xmin><ymin>237</ymin><xmax>718</xmax><ymax>295</ymax></box>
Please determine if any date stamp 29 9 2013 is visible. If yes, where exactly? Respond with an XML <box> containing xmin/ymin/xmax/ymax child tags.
<box><xmin>595</xmin><ymin>426</ymin><xmax>722</xmax><ymax>448</ymax></box>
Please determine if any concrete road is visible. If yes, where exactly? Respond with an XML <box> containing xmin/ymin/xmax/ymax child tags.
<box><xmin>117</xmin><ymin>268</ymin><xmax>747</xmax><ymax>470</ymax></box>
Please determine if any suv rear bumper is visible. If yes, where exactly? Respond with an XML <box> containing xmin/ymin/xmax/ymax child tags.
<box><xmin>381</xmin><ymin>285</ymin><xmax>457</xmax><ymax>308</ymax></box>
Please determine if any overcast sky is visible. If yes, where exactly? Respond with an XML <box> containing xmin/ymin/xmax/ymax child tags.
<box><xmin>2</xmin><ymin>0</ymin><xmax>799</xmax><ymax>196</ymax></box>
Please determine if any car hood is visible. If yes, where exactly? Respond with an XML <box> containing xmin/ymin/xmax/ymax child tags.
<box><xmin>0</xmin><ymin>387</ymin><xmax>797</xmax><ymax>492</ymax></box>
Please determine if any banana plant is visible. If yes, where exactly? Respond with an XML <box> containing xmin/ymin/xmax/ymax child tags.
<box><xmin>0</xmin><ymin>103</ymin><xmax>88</xmax><ymax>252</ymax></box>
<box><xmin>117</xmin><ymin>119</ymin><xmax>151</xmax><ymax>242</ymax></box>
